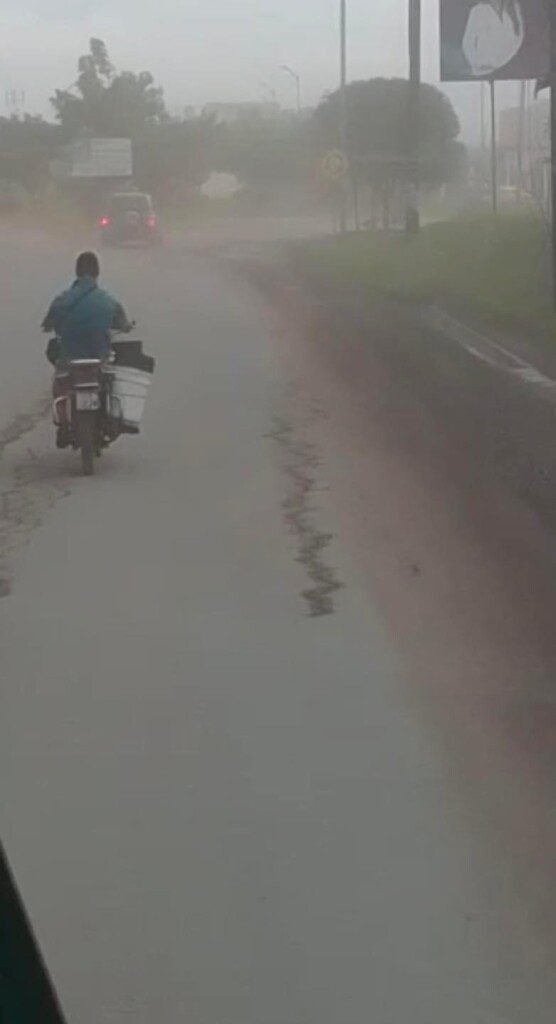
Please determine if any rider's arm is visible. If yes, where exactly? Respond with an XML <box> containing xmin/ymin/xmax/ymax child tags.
<box><xmin>41</xmin><ymin>298</ymin><xmax>62</xmax><ymax>334</ymax></box>
<box><xmin>112</xmin><ymin>301</ymin><xmax>133</xmax><ymax>333</ymax></box>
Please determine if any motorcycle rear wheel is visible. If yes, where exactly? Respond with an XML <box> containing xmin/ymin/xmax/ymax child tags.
<box><xmin>76</xmin><ymin>412</ymin><xmax>95</xmax><ymax>476</ymax></box>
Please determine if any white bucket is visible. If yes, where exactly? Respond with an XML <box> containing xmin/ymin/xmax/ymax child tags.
<box><xmin>110</xmin><ymin>366</ymin><xmax>152</xmax><ymax>427</ymax></box>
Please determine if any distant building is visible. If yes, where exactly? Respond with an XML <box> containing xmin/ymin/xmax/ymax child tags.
<box><xmin>498</xmin><ymin>99</ymin><xmax>550</xmax><ymax>212</ymax></box>
<box><xmin>202</xmin><ymin>101</ymin><xmax>280</xmax><ymax>125</ymax></box>
<box><xmin>499</xmin><ymin>99</ymin><xmax>549</xmax><ymax>151</ymax></box>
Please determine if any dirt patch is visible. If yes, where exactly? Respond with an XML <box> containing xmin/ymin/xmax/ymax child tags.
<box><xmin>0</xmin><ymin>397</ymin><xmax>50</xmax><ymax>454</ymax></box>
<box><xmin>247</xmin><ymin>249</ymin><xmax>556</xmax><ymax>973</ymax></box>
<box><xmin>0</xmin><ymin>421</ymin><xmax>71</xmax><ymax>594</ymax></box>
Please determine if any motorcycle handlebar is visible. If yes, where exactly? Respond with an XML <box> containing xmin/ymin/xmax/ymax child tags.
<box><xmin>112</xmin><ymin>321</ymin><xmax>136</xmax><ymax>337</ymax></box>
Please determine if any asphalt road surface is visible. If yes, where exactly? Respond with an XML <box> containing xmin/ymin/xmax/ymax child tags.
<box><xmin>1</xmin><ymin>224</ymin><xmax>555</xmax><ymax>1023</ymax></box>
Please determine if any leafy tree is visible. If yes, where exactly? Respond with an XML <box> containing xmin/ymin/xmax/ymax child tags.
<box><xmin>134</xmin><ymin>117</ymin><xmax>219</xmax><ymax>200</ymax></box>
<box><xmin>51</xmin><ymin>38</ymin><xmax>167</xmax><ymax>138</ymax></box>
<box><xmin>0</xmin><ymin>115</ymin><xmax>61</xmax><ymax>194</ymax></box>
<box><xmin>211</xmin><ymin>113</ymin><xmax>314</xmax><ymax>209</ymax></box>
<box><xmin>50</xmin><ymin>40</ymin><xmax>222</xmax><ymax>202</ymax></box>
<box><xmin>315</xmin><ymin>78</ymin><xmax>465</xmax><ymax>224</ymax></box>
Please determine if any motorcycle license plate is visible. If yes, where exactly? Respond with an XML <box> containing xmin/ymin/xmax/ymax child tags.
<box><xmin>75</xmin><ymin>391</ymin><xmax>100</xmax><ymax>411</ymax></box>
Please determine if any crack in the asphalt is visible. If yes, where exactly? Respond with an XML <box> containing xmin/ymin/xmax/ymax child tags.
<box><xmin>268</xmin><ymin>415</ymin><xmax>343</xmax><ymax>617</ymax></box>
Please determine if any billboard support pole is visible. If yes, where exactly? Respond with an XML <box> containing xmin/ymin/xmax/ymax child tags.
<box><xmin>480</xmin><ymin>82</ymin><xmax>487</xmax><ymax>153</ymax></box>
<box><xmin>550</xmin><ymin>0</ymin><xmax>556</xmax><ymax>308</ymax></box>
<box><xmin>339</xmin><ymin>0</ymin><xmax>348</xmax><ymax>234</ymax></box>
<box><xmin>489</xmin><ymin>78</ymin><xmax>498</xmax><ymax>214</ymax></box>
<box><xmin>517</xmin><ymin>80</ymin><xmax>526</xmax><ymax>204</ymax></box>
<box><xmin>406</xmin><ymin>0</ymin><xmax>421</xmax><ymax>235</ymax></box>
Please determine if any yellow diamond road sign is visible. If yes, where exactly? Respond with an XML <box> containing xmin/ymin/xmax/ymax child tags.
<box><xmin>322</xmin><ymin>149</ymin><xmax>348</xmax><ymax>181</ymax></box>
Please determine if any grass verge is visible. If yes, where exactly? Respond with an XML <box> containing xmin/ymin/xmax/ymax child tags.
<box><xmin>296</xmin><ymin>212</ymin><xmax>556</xmax><ymax>339</ymax></box>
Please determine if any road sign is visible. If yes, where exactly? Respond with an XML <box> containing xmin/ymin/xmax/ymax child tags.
<box><xmin>321</xmin><ymin>150</ymin><xmax>348</xmax><ymax>182</ymax></box>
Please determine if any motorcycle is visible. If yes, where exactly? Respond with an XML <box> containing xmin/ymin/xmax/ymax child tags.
<box><xmin>50</xmin><ymin>328</ymin><xmax>153</xmax><ymax>476</ymax></box>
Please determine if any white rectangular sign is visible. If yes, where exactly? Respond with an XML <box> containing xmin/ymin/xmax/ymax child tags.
<box><xmin>66</xmin><ymin>138</ymin><xmax>133</xmax><ymax>179</ymax></box>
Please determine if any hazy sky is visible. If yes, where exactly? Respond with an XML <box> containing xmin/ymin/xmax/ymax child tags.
<box><xmin>0</xmin><ymin>0</ymin><xmax>520</xmax><ymax>141</ymax></box>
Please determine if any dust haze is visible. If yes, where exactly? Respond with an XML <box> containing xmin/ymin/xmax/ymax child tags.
<box><xmin>2</xmin><ymin>3</ymin><xmax>556</xmax><ymax>1024</ymax></box>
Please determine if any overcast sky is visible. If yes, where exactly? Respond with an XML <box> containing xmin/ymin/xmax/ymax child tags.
<box><xmin>0</xmin><ymin>0</ymin><xmax>521</xmax><ymax>141</ymax></box>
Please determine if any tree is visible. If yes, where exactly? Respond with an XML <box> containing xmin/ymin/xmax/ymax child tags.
<box><xmin>51</xmin><ymin>38</ymin><xmax>166</xmax><ymax>138</ymax></box>
<box><xmin>211</xmin><ymin>113</ymin><xmax>314</xmax><ymax>209</ymax></box>
<box><xmin>49</xmin><ymin>40</ymin><xmax>221</xmax><ymax>203</ymax></box>
<box><xmin>314</xmin><ymin>78</ymin><xmax>465</xmax><ymax>225</ymax></box>
<box><xmin>134</xmin><ymin>117</ymin><xmax>219</xmax><ymax>200</ymax></box>
<box><xmin>0</xmin><ymin>115</ymin><xmax>61</xmax><ymax>195</ymax></box>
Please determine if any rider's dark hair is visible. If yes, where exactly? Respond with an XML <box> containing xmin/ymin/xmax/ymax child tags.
<box><xmin>75</xmin><ymin>251</ymin><xmax>100</xmax><ymax>279</ymax></box>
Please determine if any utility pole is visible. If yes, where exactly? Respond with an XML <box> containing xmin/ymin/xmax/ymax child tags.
<box><xmin>5</xmin><ymin>88</ymin><xmax>25</xmax><ymax>117</ymax></box>
<box><xmin>550</xmin><ymin>0</ymin><xmax>556</xmax><ymax>307</ymax></box>
<box><xmin>339</xmin><ymin>0</ymin><xmax>348</xmax><ymax>233</ymax></box>
<box><xmin>406</xmin><ymin>0</ymin><xmax>421</xmax><ymax>234</ymax></box>
<box><xmin>534</xmin><ymin>5</ymin><xmax>555</xmax><ymax>305</ymax></box>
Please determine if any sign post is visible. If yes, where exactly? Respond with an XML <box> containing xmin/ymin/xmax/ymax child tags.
<box><xmin>489</xmin><ymin>78</ymin><xmax>498</xmax><ymax>214</ymax></box>
<box><xmin>321</xmin><ymin>150</ymin><xmax>349</xmax><ymax>234</ymax></box>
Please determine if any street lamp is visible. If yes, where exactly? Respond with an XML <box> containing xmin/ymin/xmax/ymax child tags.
<box><xmin>280</xmin><ymin>65</ymin><xmax>301</xmax><ymax>114</ymax></box>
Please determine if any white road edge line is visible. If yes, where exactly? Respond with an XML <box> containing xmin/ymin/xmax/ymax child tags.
<box><xmin>426</xmin><ymin>306</ymin><xmax>556</xmax><ymax>395</ymax></box>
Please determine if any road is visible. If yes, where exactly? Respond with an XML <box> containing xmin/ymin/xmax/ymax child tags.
<box><xmin>1</xmin><ymin>224</ymin><xmax>555</xmax><ymax>1023</ymax></box>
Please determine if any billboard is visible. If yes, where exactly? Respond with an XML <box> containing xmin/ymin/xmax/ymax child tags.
<box><xmin>56</xmin><ymin>138</ymin><xmax>133</xmax><ymax>180</ymax></box>
<box><xmin>440</xmin><ymin>0</ymin><xmax>549</xmax><ymax>82</ymax></box>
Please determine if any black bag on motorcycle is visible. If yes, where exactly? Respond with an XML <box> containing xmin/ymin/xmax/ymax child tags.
<box><xmin>45</xmin><ymin>337</ymin><xmax>61</xmax><ymax>367</ymax></box>
<box><xmin>112</xmin><ymin>340</ymin><xmax>155</xmax><ymax>374</ymax></box>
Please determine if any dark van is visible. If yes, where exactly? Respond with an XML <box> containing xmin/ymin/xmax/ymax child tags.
<box><xmin>98</xmin><ymin>192</ymin><xmax>160</xmax><ymax>247</ymax></box>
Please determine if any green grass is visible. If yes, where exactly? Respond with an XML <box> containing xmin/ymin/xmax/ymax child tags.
<box><xmin>297</xmin><ymin>212</ymin><xmax>556</xmax><ymax>337</ymax></box>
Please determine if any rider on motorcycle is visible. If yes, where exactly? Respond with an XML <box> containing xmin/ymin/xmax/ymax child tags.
<box><xmin>42</xmin><ymin>251</ymin><xmax>133</xmax><ymax>362</ymax></box>
<box><xmin>43</xmin><ymin>251</ymin><xmax>134</xmax><ymax>449</ymax></box>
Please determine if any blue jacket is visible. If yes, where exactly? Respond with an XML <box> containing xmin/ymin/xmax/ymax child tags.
<box><xmin>42</xmin><ymin>277</ymin><xmax>129</xmax><ymax>360</ymax></box>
